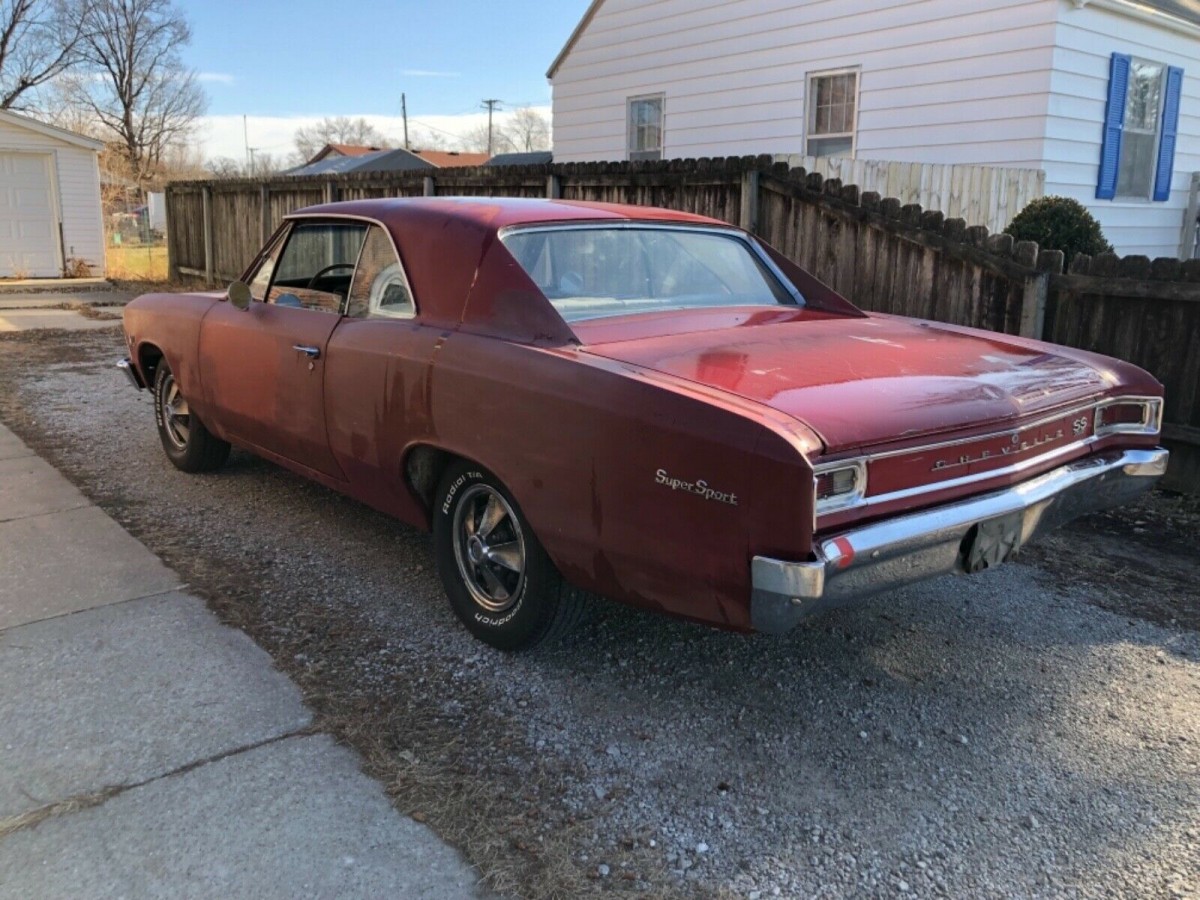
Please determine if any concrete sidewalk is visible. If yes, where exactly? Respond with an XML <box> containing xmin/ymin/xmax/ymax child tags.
<box><xmin>0</xmin><ymin>423</ymin><xmax>487</xmax><ymax>898</ymax></box>
<box><xmin>0</xmin><ymin>290</ymin><xmax>134</xmax><ymax>332</ymax></box>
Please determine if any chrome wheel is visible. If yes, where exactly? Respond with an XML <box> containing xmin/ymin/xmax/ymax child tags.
<box><xmin>452</xmin><ymin>484</ymin><xmax>527</xmax><ymax>613</ymax></box>
<box><xmin>158</xmin><ymin>372</ymin><xmax>190</xmax><ymax>450</ymax></box>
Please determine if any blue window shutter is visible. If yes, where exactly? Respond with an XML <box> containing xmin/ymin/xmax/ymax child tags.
<box><xmin>1097</xmin><ymin>53</ymin><xmax>1131</xmax><ymax>200</ymax></box>
<box><xmin>1153</xmin><ymin>66</ymin><xmax>1184</xmax><ymax>202</ymax></box>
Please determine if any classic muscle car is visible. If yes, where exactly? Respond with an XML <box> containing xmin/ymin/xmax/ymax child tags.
<box><xmin>118</xmin><ymin>198</ymin><xmax>1168</xmax><ymax>650</ymax></box>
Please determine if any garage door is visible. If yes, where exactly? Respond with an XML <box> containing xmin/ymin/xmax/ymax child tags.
<box><xmin>0</xmin><ymin>153</ymin><xmax>59</xmax><ymax>277</ymax></box>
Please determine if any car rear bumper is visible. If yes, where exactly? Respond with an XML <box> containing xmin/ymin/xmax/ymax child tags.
<box><xmin>750</xmin><ymin>447</ymin><xmax>1169</xmax><ymax>634</ymax></box>
<box><xmin>117</xmin><ymin>358</ymin><xmax>145</xmax><ymax>390</ymax></box>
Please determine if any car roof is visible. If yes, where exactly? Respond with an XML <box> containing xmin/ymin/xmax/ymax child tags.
<box><xmin>288</xmin><ymin>196</ymin><xmax>727</xmax><ymax>231</ymax></box>
<box><xmin>280</xmin><ymin>197</ymin><xmax>738</xmax><ymax>347</ymax></box>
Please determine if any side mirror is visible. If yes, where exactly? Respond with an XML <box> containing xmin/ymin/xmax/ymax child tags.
<box><xmin>228</xmin><ymin>281</ymin><xmax>252</xmax><ymax>310</ymax></box>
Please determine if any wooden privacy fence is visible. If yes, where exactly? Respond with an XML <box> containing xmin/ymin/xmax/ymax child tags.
<box><xmin>772</xmin><ymin>155</ymin><xmax>1044</xmax><ymax>234</ymax></box>
<box><xmin>164</xmin><ymin>156</ymin><xmax>1200</xmax><ymax>491</ymax></box>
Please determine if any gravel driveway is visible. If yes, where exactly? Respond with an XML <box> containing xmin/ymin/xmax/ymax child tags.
<box><xmin>1</xmin><ymin>327</ymin><xmax>1197</xmax><ymax>899</ymax></box>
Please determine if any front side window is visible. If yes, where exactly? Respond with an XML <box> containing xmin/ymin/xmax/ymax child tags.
<box><xmin>246</xmin><ymin>229</ymin><xmax>287</xmax><ymax>302</ymax></box>
<box><xmin>346</xmin><ymin>225</ymin><xmax>415</xmax><ymax>318</ymax></box>
<box><xmin>502</xmin><ymin>226</ymin><xmax>797</xmax><ymax>323</ymax></box>
<box><xmin>267</xmin><ymin>221</ymin><xmax>368</xmax><ymax>313</ymax></box>
<box><xmin>806</xmin><ymin>69</ymin><xmax>858</xmax><ymax>158</ymax></box>
<box><xmin>1098</xmin><ymin>53</ymin><xmax>1183</xmax><ymax>202</ymax></box>
<box><xmin>628</xmin><ymin>94</ymin><xmax>664</xmax><ymax>161</ymax></box>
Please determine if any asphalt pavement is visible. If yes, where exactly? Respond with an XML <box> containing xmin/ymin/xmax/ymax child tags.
<box><xmin>0</xmin><ymin>421</ymin><xmax>489</xmax><ymax>898</ymax></box>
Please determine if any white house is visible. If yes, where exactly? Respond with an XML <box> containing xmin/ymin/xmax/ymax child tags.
<box><xmin>549</xmin><ymin>0</ymin><xmax>1200</xmax><ymax>258</ymax></box>
<box><xmin>0</xmin><ymin>109</ymin><xmax>104</xmax><ymax>278</ymax></box>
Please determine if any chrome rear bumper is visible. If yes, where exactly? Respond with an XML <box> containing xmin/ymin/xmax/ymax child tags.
<box><xmin>751</xmin><ymin>447</ymin><xmax>1168</xmax><ymax>634</ymax></box>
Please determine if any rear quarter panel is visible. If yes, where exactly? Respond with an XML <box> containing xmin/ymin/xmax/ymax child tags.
<box><xmin>429</xmin><ymin>333</ymin><xmax>816</xmax><ymax>631</ymax></box>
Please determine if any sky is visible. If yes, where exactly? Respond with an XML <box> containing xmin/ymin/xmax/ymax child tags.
<box><xmin>175</xmin><ymin>0</ymin><xmax>592</xmax><ymax>161</ymax></box>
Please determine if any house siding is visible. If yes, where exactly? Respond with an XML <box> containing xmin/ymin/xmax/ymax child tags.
<box><xmin>1046</xmin><ymin>2</ymin><xmax>1200</xmax><ymax>257</ymax></box>
<box><xmin>551</xmin><ymin>0</ymin><xmax>1058</xmax><ymax>166</ymax></box>
<box><xmin>0</xmin><ymin>117</ymin><xmax>104</xmax><ymax>276</ymax></box>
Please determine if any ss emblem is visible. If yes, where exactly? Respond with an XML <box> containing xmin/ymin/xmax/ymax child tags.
<box><xmin>1072</xmin><ymin>416</ymin><xmax>1088</xmax><ymax>436</ymax></box>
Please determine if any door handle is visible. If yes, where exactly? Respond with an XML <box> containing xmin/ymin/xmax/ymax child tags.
<box><xmin>292</xmin><ymin>344</ymin><xmax>321</xmax><ymax>360</ymax></box>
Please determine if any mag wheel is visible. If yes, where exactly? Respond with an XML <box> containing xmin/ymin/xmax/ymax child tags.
<box><xmin>433</xmin><ymin>461</ymin><xmax>586</xmax><ymax>651</ymax></box>
<box><xmin>153</xmin><ymin>362</ymin><xmax>230</xmax><ymax>473</ymax></box>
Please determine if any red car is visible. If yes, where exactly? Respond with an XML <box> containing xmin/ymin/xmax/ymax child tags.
<box><xmin>119</xmin><ymin>198</ymin><xmax>1168</xmax><ymax>650</ymax></box>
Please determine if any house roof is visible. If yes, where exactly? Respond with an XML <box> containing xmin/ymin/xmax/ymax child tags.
<box><xmin>309</xmin><ymin>143</ymin><xmax>384</xmax><ymax>163</ymax></box>
<box><xmin>548</xmin><ymin>0</ymin><xmax>1200</xmax><ymax>78</ymax></box>
<box><xmin>485</xmin><ymin>151</ymin><xmax>553</xmax><ymax>167</ymax></box>
<box><xmin>286</xmin><ymin>147</ymin><xmax>493</xmax><ymax>177</ymax></box>
<box><xmin>547</xmin><ymin>0</ymin><xmax>605</xmax><ymax>78</ymax></box>
<box><xmin>1138</xmin><ymin>0</ymin><xmax>1200</xmax><ymax>28</ymax></box>
<box><xmin>411</xmin><ymin>150</ymin><xmax>490</xmax><ymax>167</ymax></box>
<box><xmin>0</xmin><ymin>108</ymin><xmax>104</xmax><ymax>151</ymax></box>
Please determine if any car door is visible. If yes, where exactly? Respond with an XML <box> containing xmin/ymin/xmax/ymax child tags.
<box><xmin>323</xmin><ymin>223</ymin><xmax>442</xmax><ymax>523</ymax></box>
<box><xmin>198</xmin><ymin>219</ymin><xmax>368</xmax><ymax>480</ymax></box>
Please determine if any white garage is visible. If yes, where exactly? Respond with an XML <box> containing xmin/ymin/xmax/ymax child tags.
<box><xmin>0</xmin><ymin>109</ymin><xmax>104</xmax><ymax>279</ymax></box>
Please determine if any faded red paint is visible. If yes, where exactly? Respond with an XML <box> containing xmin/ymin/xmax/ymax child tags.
<box><xmin>122</xmin><ymin>198</ymin><xmax>1165</xmax><ymax>632</ymax></box>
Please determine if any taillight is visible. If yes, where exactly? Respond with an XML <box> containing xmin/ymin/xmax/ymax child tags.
<box><xmin>1094</xmin><ymin>398</ymin><xmax>1162</xmax><ymax>437</ymax></box>
<box><xmin>813</xmin><ymin>460</ymin><xmax>867</xmax><ymax>517</ymax></box>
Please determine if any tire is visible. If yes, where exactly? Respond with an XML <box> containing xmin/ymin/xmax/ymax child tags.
<box><xmin>433</xmin><ymin>461</ymin><xmax>586</xmax><ymax>651</ymax></box>
<box><xmin>153</xmin><ymin>361</ymin><xmax>230</xmax><ymax>473</ymax></box>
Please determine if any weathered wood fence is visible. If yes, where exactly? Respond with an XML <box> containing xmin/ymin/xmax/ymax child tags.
<box><xmin>164</xmin><ymin>156</ymin><xmax>1200</xmax><ymax>491</ymax></box>
<box><xmin>772</xmin><ymin>155</ymin><xmax>1043</xmax><ymax>234</ymax></box>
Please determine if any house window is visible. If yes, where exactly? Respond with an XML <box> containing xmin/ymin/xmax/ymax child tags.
<box><xmin>628</xmin><ymin>94</ymin><xmax>664</xmax><ymax>161</ymax></box>
<box><xmin>806</xmin><ymin>69</ymin><xmax>858</xmax><ymax>158</ymax></box>
<box><xmin>1097</xmin><ymin>53</ymin><xmax>1183</xmax><ymax>202</ymax></box>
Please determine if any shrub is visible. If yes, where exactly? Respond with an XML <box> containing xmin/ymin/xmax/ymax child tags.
<box><xmin>1004</xmin><ymin>196</ymin><xmax>1113</xmax><ymax>266</ymax></box>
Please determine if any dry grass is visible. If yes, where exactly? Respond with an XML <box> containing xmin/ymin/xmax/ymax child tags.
<box><xmin>106</xmin><ymin>244</ymin><xmax>168</xmax><ymax>281</ymax></box>
<box><xmin>0</xmin><ymin>789</ymin><xmax>119</xmax><ymax>840</ymax></box>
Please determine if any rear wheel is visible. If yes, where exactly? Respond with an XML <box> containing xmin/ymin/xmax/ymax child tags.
<box><xmin>433</xmin><ymin>461</ymin><xmax>586</xmax><ymax>651</ymax></box>
<box><xmin>153</xmin><ymin>362</ymin><xmax>230</xmax><ymax>473</ymax></box>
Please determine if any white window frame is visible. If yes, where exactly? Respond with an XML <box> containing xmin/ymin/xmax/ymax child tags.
<box><xmin>805</xmin><ymin>67</ymin><xmax>860</xmax><ymax>159</ymax></box>
<box><xmin>627</xmin><ymin>93</ymin><xmax>665</xmax><ymax>162</ymax></box>
<box><xmin>1115</xmin><ymin>56</ymin><xmax>1168</xmax><ymax>201</ymax></box>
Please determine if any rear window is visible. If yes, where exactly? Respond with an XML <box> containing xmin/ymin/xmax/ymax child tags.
<box><xmin>501</xmin><ymin>226</ymin><xmax>797</xmax><ymax>322</ymax></box>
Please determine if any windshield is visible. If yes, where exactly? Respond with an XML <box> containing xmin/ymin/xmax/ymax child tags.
<box><xmin>501</xmin><ymin>226</ymin><xmax>799</xmax><ymax>322</ymax></box>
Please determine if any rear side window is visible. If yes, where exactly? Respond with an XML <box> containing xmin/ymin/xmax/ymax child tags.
<box><xmin>346</xmin><ymin>226</ymin><xmax>415</xmax><ymax>318</ymax></box>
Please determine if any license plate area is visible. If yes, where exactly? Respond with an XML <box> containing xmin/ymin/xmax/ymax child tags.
<box><xmin>962</xmin><ymin>511</ymin><xmax>1024</xmax><ymax>574</ymax></box>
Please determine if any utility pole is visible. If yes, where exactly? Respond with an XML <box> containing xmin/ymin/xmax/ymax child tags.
<box><xmin>248</xmin><ymin>147</ymin><xmax>258</xmax><ymax>177</ymax></box>
<box><xmin>482</xmin><ymin>99</ymin><xmax>502</xmax><ymax>156</ymax></box>
<box><xmin>243</xmin><ymin>114</ymin><xmax>250</xmax><ymax>169</ymax></box>
<box><xmin>401</xmin><ymin>93</ymin><xmax>410</xmax><ymax>149</ymax></box>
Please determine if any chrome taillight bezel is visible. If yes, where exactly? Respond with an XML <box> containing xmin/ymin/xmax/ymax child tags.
<box><xmin>1094</xmin><ymin>396</ymin><xmax>1163</xmax><ymax>438</ymax></box>
<box><xmin>813</xmin><ymin>459</ymin><xmax>868</xmax><ymax>519</ymax></box>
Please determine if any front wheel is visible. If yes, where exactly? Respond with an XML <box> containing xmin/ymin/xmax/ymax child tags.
<box><xmin>153</xmin><ymin>362</ymin><xmax>230</xmax><ymax>473</ymax></box>
<box><xmin>433</xmin><ymin>462</ymin><xmax>586</xmax><ymax>651</ymax></box>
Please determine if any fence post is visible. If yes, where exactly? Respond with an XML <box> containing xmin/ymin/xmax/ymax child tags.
<box><xmin>546</xmin><ymin>173</ymin><xmax>562</xmax><ymax>199</ymax></box>
<box><xmin>1017</xmin><ymin>248</ymin><xmax>1063</xmax><ymax>340</ymax></box>
<box><xmin>260</xmin><ymin>184</ymin><xmax>271</xmax><ymax>245</ymax></box>
<box><xmin>165</xmin><ymin>186</ymin><xmax>178</xmax><ymax>282</ymax></box>
<box><xmin>740</xmin><ymin>170</ymin><xmax>760</xmax><ymax>234</ymax></box>
<box><xmin>324</xmin><ymin>180</ymin><xmax>337</xmax><ymax>204</ymax></box>
<box><xmin>1179</xmin><ymin>172</ymin><xmax>1200</xmax><ymax>259</ymax></box>
<box><xmin>423</xmin><ymin>175</ymin><xmax>435</xmax><ymax>197</ymax></box>
<box><xmin>201</xmin><ymin>184</ymin><xmax>214</xmax><ymax>287</ymax></box>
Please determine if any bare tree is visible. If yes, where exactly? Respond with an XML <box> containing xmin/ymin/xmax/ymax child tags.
<box><xmin>293</xmin><ymin>116</ymin><xmax>393</xmax><ymax>161</ymax></box>
<box><xmin>63</xmin><ymin>0</ymin><xmax>206</xmax><ymax>188</ymax></box>
<box><xmin>460</xmin><ymin>122</ymin><xmax>514</xmax><ymax>156</ymax></box>
<box><xmin>0</xmin><ymin>0</ymin><xmax>90</xmax><ymax>110</ymax></box>
<box><xmin>503</xmin><ymin>107</ymin><xmax>550</xmax><ymax>153</ymax></box>
<box><xmin>407</xmin><ymin>126</ymin><xmax>448</xmax><ymax>151</ymax></box>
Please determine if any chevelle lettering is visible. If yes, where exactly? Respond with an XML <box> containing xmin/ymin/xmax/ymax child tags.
<box><xmin>117</xmin><ymin>198</ymin><xmax>1168</xmax><ymax>651</ymax></box>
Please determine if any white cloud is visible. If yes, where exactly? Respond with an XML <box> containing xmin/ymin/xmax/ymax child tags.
<box><xmin>400</xmin><ymin>69</ymin><xmax>461</xmax><ymax>78</ymax></box>
<box><xmin>197</xmin><ymin>72</ymin><xmax>235</xmax><ymax>86</ymax></box>
<box><xmin>198</xmin><ymin>107</ymin><xmax>551</xmax><ymax>161</ymax></box>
